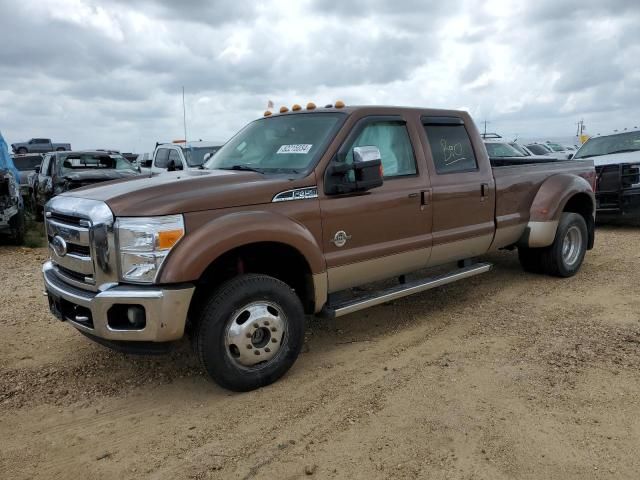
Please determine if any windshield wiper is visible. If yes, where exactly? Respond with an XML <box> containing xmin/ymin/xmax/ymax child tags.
<box><xmin>220</xmin><ymin>165</ymin><xmax>265</xmax><ymax>174</ymax></box>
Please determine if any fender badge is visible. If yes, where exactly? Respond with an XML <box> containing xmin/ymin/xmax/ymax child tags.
<box><xmin>331</xmin><ymin>230</ymin><xmax>351</xmax><ymax>248</ymax></box>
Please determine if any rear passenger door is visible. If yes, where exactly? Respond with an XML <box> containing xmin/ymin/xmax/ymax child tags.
<box><xmin>420</xmin><ymin>117</ymin><xmax>495</xmax><ymax>266</ymax></box>
<box><xmin>320</xmin><ymin>115</ymin><xmax>433</xmax><ymax>293</ymax></box>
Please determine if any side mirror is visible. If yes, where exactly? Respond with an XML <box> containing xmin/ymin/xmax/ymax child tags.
<box><xmin>325</xmin><ymin>146</ymin><xmax>383</xmax><ymax>195</ymax></box>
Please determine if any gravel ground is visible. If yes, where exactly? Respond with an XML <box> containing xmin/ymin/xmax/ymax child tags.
<box><xmin>1</xmin><ymin>226</ymin><xmax>640</xmax><ymax>479</ymax></box>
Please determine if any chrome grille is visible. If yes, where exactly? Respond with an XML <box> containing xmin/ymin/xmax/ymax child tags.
<box><xmin>45</xmin><ymin>196</ymin><xmax>117</xmax><ymax>292</ymax></box>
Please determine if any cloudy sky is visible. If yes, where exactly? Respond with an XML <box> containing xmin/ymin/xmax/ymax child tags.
<box><xmin>1</xmin><ymin>0</ymin><xmax>639</xmax><ymax>152</ymax></box>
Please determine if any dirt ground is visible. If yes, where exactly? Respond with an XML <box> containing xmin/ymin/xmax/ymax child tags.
<box><xmin>1</xmin><ymin>226</ymin><xmax>640</xmax><ymax>479</ymax></box>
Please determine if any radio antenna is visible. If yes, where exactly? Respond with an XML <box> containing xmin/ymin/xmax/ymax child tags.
<box><xmin>182</xmin><ymin>86</ymin><xmax>188</xmax><ymax>144</ymax></box>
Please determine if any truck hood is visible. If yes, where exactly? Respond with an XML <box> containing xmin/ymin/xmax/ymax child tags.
<box><xmin>585</xmin><ymin>150</ymin><xmax>640</xmax><ymax>167</ymax></box>
<box><xmin>62</xmin><ymin>169</ymin><xmax>140</xmax><ymax>182</ymax></box>
<box><xmin>61</xmin><ymin>168</ymin><xmax>306</xmax><ymax>216</ymax></box>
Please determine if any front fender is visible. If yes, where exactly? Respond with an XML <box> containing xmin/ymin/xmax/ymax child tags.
<box><xmin>158</xmin><ymin>210</ymin><xmax>326</xmax><ymax>284</ymax></box>
<box><xmin>522</xmin><ymin>173</ymin><xmax>595</xmax><ymax>248</ymax></box>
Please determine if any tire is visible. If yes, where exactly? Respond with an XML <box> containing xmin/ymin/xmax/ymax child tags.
<box><xmin>17</xmin><ymin>147</ymin><xmax>27</xmax><ymax>154</ymax></box>
<box><xmin>195</xmin><ymin>274</ymin><xmax>305</xmax><ymax>392</ymax></box>
<box><xmin>538</xmin><ymin>212</ymin><xmax>587</xmax><ymax>277</ymax></box>
<box><xmin>517</xmin><ymin>247</ymin><xmax>544</xmax><ymax>274</ymax></box>
<box><xmin>9</xmin><ymin>211</ymin><xmax>25</xmax><ymax>245</ymax></box>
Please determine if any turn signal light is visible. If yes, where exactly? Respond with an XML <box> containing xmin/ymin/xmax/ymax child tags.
<box><xmin>158</xmin><ymin>228</ymin><xmax>184</xmax><ymax>250</ymax></box>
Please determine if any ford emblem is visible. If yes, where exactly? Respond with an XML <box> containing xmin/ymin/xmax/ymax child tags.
<box><xmin>52</xmin><ymin>235</ymin><xmax>68</xmax><ymax>257</ymax></box>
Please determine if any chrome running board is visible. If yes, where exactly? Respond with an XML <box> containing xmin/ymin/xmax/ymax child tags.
<box><xmin>321</xmin><ymin>262</ymin><xmax>492</xmax><ymax>319</ymax></box>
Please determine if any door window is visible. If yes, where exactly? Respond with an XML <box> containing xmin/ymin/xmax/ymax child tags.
<box><xmin>154</xmin><ymin>148</ymin><xmax>170</xmax><ymax>168</ymax></box>
<box><xmin>423</xmin><ymin>124</ymin><xmax>478</xmax><ymax>174</ymax></box>
<box><xmin>168</xmin><ymin>149</ymin><xmax>181</xmax><ymax>167</ymax></box>
<box><xmin>41</xmin><ymin>155</ymin><xmax>52</xmax><ymax>175</ymax></box>
<box><xmin>345</xmin><ymin>121</ymin><xmax>416</xmax><ymax>178</ymax></box>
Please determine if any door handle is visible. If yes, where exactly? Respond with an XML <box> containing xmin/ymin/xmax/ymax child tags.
<box><xmin>480</xmin><ymin>183</ymin><xmax>489</xmax><ymax>202</ymax></box>
<box><xmin>420</xmin><ymin>189</ymin><xmax>431</xmax><ymax>210</ymax></box>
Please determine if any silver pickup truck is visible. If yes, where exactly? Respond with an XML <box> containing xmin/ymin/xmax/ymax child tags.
<box><xmin>11</xmin><ymin>138</ymin><xmax>71</xmax><ymax>154</ymax></box>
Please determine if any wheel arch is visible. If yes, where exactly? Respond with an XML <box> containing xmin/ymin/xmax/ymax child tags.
<box><xmin>520</xmin><ymin>174</ymin><xmax>595</xmax><ymax>248</ymax></box>
<box><xmin>159</xmin><ymin>211</ymin><xmax>327</xmax><ymax>314</ymax></box>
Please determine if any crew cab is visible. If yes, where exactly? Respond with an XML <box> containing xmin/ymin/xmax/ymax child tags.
<box><xmin>151</xmin><ymin>141</ymin><xmax>224</xmax><ymax>174</ymax></box>
<box><xmin>11</xmin><ymin>138</ymin><xmax>71</xmax><ymax>154</ymax></box>
<box><xmin>572</xmin><ymin>130</ymin><xmax>640</xmax><ymax>220</ymax></box>
<box><xmin>42</xmin><ymin>104</ymin><xmax>596</xmax><ymax>391</ymax></box>
<box><xmin>33</xmin><ymin>150</ymin><xmax>142</xmax><ymax>220</ymax></box>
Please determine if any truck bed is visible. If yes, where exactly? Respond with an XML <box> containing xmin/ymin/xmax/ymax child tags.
<box><xmin>490</xmin><ymin>159</ymin><xmax>595</xmax><ymax>249</ymax></box>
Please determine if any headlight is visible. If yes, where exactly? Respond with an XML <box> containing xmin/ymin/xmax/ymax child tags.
<box><xmin>115</xmin><ymin>215</ymin><xmax>185</xmax><ymax>283</ymax></box>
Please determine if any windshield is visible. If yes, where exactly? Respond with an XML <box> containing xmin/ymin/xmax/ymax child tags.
<box><xmin>485</xmin><ymin>142</ymin><xmax>525</xmax><ymax>157</ymax></box>
<box><xmin>205</xmin><ymin>113</ymin><xmax>345</xmax><ymax>173</ymax></box>
<box><xmin>59</xmin><ymin>153</ymin><xmax>137</xmax><ymax>174</ymax></box>
<box><xmin>546</xmin><ymin>143</ymin><xmax>565</xmax><ymax>152</ymax></box>
<box><xmin>574</xmin><ymin>131</ymin><xmax>640</xmax><ymax>159</ymax></box>
<box><xmin>184</xmin><ymin>146</ymin><xmax>221</xmax><ymax>167</ymax></box>
<box><xmin>509</xmin><ymin>143</ymin><xmax>530</xmax><ymax>156</ymax></box>
<box><xmin>526</xmin><ymin>144</ymin><xmax>551</xmax><ymax>155</ymax></box>
<box><xmin>12</xmin><ymin>156</ymin><xmax>42</xmax><ymax>171</ymax></box>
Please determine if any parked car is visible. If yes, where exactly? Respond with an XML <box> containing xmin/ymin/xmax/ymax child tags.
<box><xmin>11</xmin><ymin>153</ymin><xmax>43</xmax><ymax>199</ymax></box>
<box><xmin>483</xmin><ymin>139</ymin><xmax>557</xmax><ymax>166</ymax></box>
<box><xmin>572</xmin><ymin>130</ymin><xmax>640</xmax><ymax>220</ymax></box>
<box><xmin>42</xmin><ymin>104</ymin><xmax>596</xmax><ymax>391</ymax></box>
<box><xmin>545</xmin><ymin>142</ymin><xmax>573</xmax><ymax>159</ymax></box>
<box><xmin>0</xmin><ymin>134</ymin><xmax>24</xmax><ymax>243</ymax></box>
<box><xmin>11</xmin><ymin>138</ymin><xmax>71</xmax><ymax>154</ymax></box>
<box><xmin>32</xmin><ymin>150</ymin><xmax>142</xmax><ymax>220</ymax></box>
<box><xmin>150</xmin><ymin>140</ymin><xmax>224</xmax><ymax>174</ymax></box>
<box><xmin>525</xmin><ymin>143</ymin><xmax>564</xmax><ymax>160</ymax></box>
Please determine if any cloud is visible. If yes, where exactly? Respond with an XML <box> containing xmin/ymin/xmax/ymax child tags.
<box><xmin>0</xmin><ymin>0</ymin><xmax>638</xmax><ymax>152</ymax></box>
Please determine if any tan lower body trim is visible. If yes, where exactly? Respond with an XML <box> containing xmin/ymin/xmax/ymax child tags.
<box><xmin>427</xmin><ymin>234</ymin><xmax>493</xmax><ymax>267</ymax></box>
<box><xmin>490</xmin><ymin>223</ymin><xmax>527</xmax><ymax>250</ymax></box>
<box><xmin>327</xmin><ymin>248</ymin><xmax>430</xmax><ymax>293</ymax></box>
<box><xmin>312</xmin><ymin>272</ymin><xmax>328</xmax><ymax>313</ymax></box>
<box><xmin>523</xmin><ymin>220</ymin><xmax>558</xmax><ymax>248</ymax></box>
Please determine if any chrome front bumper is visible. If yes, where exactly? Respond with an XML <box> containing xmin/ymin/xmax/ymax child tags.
<box><xmin>43</xmin><ymin>261</ymin><xmax>195</xmax><ymax>342</ymax></box>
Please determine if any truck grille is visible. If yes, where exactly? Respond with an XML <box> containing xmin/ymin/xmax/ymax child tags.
<box><xmin>45</xmin><ymin>196</ymin><xmax>116</xmax><ymax>292</ymax></box>
<box><xmin>46</xmin><ymin>213</ymin><xmax>96</xmax><ymax>288</ymax></box>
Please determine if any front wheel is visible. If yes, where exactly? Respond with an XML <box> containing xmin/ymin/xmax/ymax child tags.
<box><xmin>194</xmin><ymin>274</ymin><xmax>305</xmax><ymax>392</ymax></box>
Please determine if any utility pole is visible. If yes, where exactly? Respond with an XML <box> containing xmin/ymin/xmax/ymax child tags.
<box><xmin>482</xmin><ymin>120</ymin><xmax>490</xmax><ymax>137</ymax></box>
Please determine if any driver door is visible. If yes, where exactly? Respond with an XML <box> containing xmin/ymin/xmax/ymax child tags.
<box><xmin>319</xmin><ymin>116</ymin><xmax>432</xmax><ymax>293</ymax></box>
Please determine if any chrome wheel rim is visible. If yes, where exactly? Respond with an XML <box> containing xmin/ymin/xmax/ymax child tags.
<box><xmin>224</xmin><ymin>301</ymin><xmax>287</xmax><ymax>369</ymax></box>
<box><xmin>561</xmin><ymin>225</ymin><xmax>582</xmax><ymax>267</ymax></box>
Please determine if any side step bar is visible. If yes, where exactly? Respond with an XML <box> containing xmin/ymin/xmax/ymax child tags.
<box><xmin>321</xmin><ymin>262</ymin><xmax>492</xmax><ymax>319</ymax></box>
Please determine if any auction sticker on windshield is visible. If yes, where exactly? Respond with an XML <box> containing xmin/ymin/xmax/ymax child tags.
<box><xmin>277</xmin><ymin>144</ymin><xmax>313</xmax><ymax>154</ymax></box>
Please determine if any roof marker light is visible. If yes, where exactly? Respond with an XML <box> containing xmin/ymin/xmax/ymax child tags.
<box><xmin>264</xmin><ymin>110</ymin><xmax>272</xmax><ymax>116</ymax></box>
<box><xmin>292</xmin><ymin>104</ymin><xmax>302</xmax><ymax>111</ymax></box>
<box><xmin>335</xmin><ymin>100</ymin><xmax>345</xmax><ymax>108</ymax></box>
<box><xmin>280</xmin><ymin>106</ymin><xmax>289</xmax><ymax>113</ymax></box>
<box><xmin>306</xmin><ymin>102</ymin><xmax>316</xmax><ymax>110</ymax></box>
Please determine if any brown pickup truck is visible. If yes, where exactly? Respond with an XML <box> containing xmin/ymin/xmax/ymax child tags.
<box><xmin>42</xmin><ymin>104</ymin><xmax>596</xmax><ymax>391</ymax></box>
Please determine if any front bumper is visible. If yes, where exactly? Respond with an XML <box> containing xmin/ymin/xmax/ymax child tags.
<box><xmin>43</xmin><ymin>261</ymin><xmax>195</xmax><ymax>342</ymax></box>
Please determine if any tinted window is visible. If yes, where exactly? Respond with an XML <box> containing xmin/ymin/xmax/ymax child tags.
<box><xmin>526</xmin><ymin>144</ymin><xmax>551</xmax><ymax>155</ymax></box>
<box><xmin>344</xmin><ymin>121</ymin><xmax>416</xmax><ymax>178</ymax></box>
<box><xmin>423</xmin><ymin>124</ymin><xmax>478</xmax><ymax>174</ymax></box>
<box><xmin>155</xmin><ymin>148</ymin><xmax>170</xmax><ymax>168</ymax></box>
<box><xmin>574</xmin><ymin>131</ymin><xmax>640</xmax><ymax>159</ymax></box>
<box><xmin>35</xmin><ymin>139</ymin><xmax>49</xmax><ymax>144</ymax></box>
<box><xmin>13</xmin><ymin>156</ymin><xmax>43</xmax><ymax>171</ymax></box>
<box><xmin>58</xmin><ymin>153</ymin><xmax>136</xmax><ymax>174</ymax></box>
<box><xmin>185</xmin><ymin>146</ymin><xmax>220</xmax><ymax>167</ymax></box>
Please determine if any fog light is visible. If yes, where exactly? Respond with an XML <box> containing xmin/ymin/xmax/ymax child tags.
<box><xmin>127</xmin><ymin>306</ymin><xmax>146</xmax><ymax>328</ymax></box>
